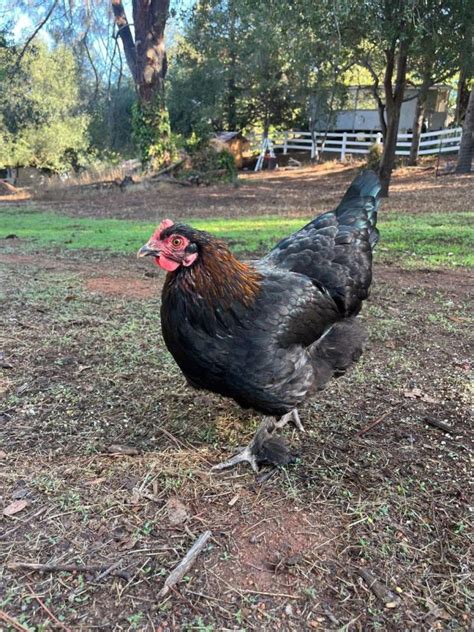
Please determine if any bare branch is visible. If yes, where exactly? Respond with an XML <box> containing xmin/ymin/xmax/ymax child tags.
<box><xmin>82</xmin><ymin>32</ymin><xmax>100</xmax><ymax>102</ymax></box>
<box><xmin>13</xmin><ymin>0</ymin><xmax>59</xmax><ymax>71</ymax></box>
<box><xmin>111</xmin><ymin>0</ymin><xmax>137</xmax><ymax>82</ymax></box>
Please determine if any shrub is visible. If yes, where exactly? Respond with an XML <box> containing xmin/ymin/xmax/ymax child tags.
<box><xmin>366</xmin><ymin>141</ymin><xmax>383</xmax><ymax>171</ymax></box>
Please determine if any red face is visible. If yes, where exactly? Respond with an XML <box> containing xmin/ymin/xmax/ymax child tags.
<box><xmin>138</xmin><ymin>219</ymin><xmax>198</xmax><ymax>272</ymax></box>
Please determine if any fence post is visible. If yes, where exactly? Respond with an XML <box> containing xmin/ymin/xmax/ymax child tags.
<box><xmin>375</xmin><ymin>132</ymin><xmax>382</xmax><ymax>145</ymax></box>
<box><xmin>341</xmin><ymin>132</ymin><xmax>347</xmax><ymax>161</ymax></box>
<box><xmin>283</xmin><ymin>131</ymin><xmax>288</xmax><ymax>155</ymax></box>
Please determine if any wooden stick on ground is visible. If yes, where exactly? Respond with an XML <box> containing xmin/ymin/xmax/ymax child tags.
<box><xmin>26</xmin><ymin>584</ymin><xmax>71</xmax><ymax>631</ymax></box>
<box><xmin>159</xmin><ymin>530</ymin><xmax>212</xmax><ymax>599</ymax></box>
<box><xmin>150</xmin><ymin>159</ymin><xmax>186</xmax><ymax>178</ymax></box>
<box><xmin>356</xmin><ymin>568</ymin><xmax>401</xmax><ymax>608</ymax></box>
<box><xmin>355</xmin><ymin>409</ymin><xmax>392</xmax><ymax>437</ymax></box>
<box><xmin>423</xmin><ymin>417</ymin><xmax>454</xmax><ymax>434</ymax></box>
<box><xmin>0</xmin><ymin>609</ymin><xmax>30</xmax><ymax>632</ymax></box>
<box><xmin>7</xmin><ymin>561</ymin><xmax>128</xmax><ymax>579</ymax></box>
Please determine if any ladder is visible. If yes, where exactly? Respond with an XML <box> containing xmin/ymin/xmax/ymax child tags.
<box><xmin>254</xmin><ymin>135</ymin><xmax>277</xmax><ymax>172</ymax></box>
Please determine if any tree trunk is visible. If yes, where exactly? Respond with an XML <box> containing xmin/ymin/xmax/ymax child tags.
<box><xmin>227</xmin><ymin>1</ymin><xmax>238</xmax><ymax>130</ymax></box>
<box><xmin>378</xmin><ymin>41</ymin><xmax>409</xmax><ymax>197</ymax></box>
<box><xmin>455</xmin><ymin>87</ymin><xmax>473</xmax><ymax>173</ymax></box>
<box><xmin>132</xmin><ymin>0</ymin><xmax>169</xmax><ymax>105</ymax></box>
<box><xmin>454</xmin><ymin>69</ymin><xmax>470</xmax><ymax>125</ymax></box>
<box><xmin>379</xmin><ymin>102</ymin><xmax>402</xmax><ymax>196</ymax></box>
<box><xmin>408</xmin><ymin>75</ymin><xmax>431</xmax><ymax>166</ymax></box>
<box><xmin>112</xmin><ymin>0</ymin><xmax>175</xmax><ymax>169</ymax></box>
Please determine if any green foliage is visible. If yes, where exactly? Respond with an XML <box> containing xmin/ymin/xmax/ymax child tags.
<box><xmin>185</xmin><ymin>146</ymin><xmax>237</xmax><ymax>183</ymax></box>
<box><xmin>0</xmin><ymin>41</ymin><xmax>89</xmax><ymax>172</ymax></box>
<box><xmin>366</xmin><ymin>142</ymin><xmax>383</xmax><ymax>171</ymax></box>
<box><xmin>1</xmin><ymin>208</ymin><xmax>472</xmax><ymax>268</ymax></box>
<box><xmin>87</xmin><ymin>84</ymin><xmax>135</xmax><ymax>157</ymax></box>
<box><xmin>132</xmin><ymin>99</ymin><xmax>179</xmax><ymax>169</ymax></box>
<box><xmin>167</xmin><ymin>0</ymin><xmax>309</xmax><ymax>136</ymax></box>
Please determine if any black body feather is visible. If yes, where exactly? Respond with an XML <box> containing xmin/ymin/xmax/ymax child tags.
<box><xmin>160</xmin><ymin>170</ymin><xmax>381</xmax><ymax>417</ymax></box>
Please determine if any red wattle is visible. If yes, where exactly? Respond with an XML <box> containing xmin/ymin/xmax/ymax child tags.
<box><xmin>155</xmin><ymin>255</ymin><xmax>180</xmax><ymax>272</ymax></box>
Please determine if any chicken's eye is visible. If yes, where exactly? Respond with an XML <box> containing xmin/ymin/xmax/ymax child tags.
<box><xmin>171</xmin><ymin>237</ymin><xmax>183</xmax><ymax>248</ymax></box>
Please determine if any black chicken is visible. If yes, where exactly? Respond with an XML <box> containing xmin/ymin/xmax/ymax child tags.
<box><xmin>138</xmin><ymin>170</ymin><xmax>381</xmax><ymax>471</ymax></box>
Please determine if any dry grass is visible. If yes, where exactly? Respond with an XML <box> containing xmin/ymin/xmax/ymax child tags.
<box><xmin>2</xmin><ymin>158</ymin><xmax>469</xmax><ymax>223</ymax></box>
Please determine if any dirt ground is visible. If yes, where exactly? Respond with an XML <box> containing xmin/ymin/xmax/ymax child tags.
<box><xmin>1</xmin><ymin>165</ymin><xmax>473</xmax><ymax>631</ymax></box>
<box><xmin>3</xmin><ymin>160</ymin><xmax>473</xmax><ymax>221</ymax></box>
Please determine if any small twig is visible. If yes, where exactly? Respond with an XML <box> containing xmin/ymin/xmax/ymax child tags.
<box><xmin>7</xmin><ymin>562</ymin><xmax>128</xmax><ymax>579</ymax></box>
<box><xmin>356</xmin><ymin>568</ymin><xmax>401</xmax><ymax>608</ymax></box>
<box><xmin>94</xmin><ymin>560</ymin><xmax>125</xmax><ymax>582</ymax></box>
<box><xmin>154</xmin><ymin>425</ymin><xmax>190</xmax><ymax>449</ymax></box>
<box><xmin>159</xmin><ymin>530</ymin><xmax>212</xmax><ymax>598</ymax></box>
<box><xmin>227</xmin><ymin>587</ymin><xmax>302</xmax><ymax>600</ymax></box>
<box><xmin>423</xmin><ymin>418</ymin><xmax>454</xmax><ymax>434</ymax></box>
<box><xmin>355</xmin><ymin>409</ymin><xmax>393</xmax><ymax>437</ymax></box>
<box><xmin>26</xmin><ymin>584</ymin><xmax>71</xmax><ymax>631</ymax></box>
<box><xmin>256</xmin><ymin>467</ymin><xmax>278</xmax><ymax>485</ymax></box>
<box><xmin>0</xmin><ymin>610</ymin><xmax>30</xmax><ymax>632</ymax></box>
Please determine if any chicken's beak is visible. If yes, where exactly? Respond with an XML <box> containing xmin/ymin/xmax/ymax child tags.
<box><xmin>137</xmin><ymin>244</ymin><xmax>160</xmax><ymax>258</ymax></box>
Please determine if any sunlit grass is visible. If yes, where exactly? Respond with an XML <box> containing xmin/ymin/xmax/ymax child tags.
<box><xmin>1</xmin><ymin>207</ymin><xmax>472</xmax><ymax>268</ymax></box>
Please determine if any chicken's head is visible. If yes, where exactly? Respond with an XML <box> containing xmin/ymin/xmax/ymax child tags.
<box><xmin>138</xmin><ymin>219</ymin><xmax>199</xmax><ymax>272</ymax></box>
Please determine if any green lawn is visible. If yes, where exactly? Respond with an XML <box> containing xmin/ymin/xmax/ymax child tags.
<box><xmin>1</xmin><ymin>207</ymin><xmax>472</xmax><ymax>268</ymax></box>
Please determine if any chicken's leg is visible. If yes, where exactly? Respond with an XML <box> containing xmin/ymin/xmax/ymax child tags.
<box><xmin>210</xmin><ymin>419</ymin><xmax>273</xmax><ymax>473</ymax></box>
<box><xmin>274</xmin><ymin>408</ymin><xmax>304</xmax><ymax>432</ymax></box>
<box><xmin>211</xmin><ymin>409</ymin><xmax>303</xmax><ymax>472</ymax></box>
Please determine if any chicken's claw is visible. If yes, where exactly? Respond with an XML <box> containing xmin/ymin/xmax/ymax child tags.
<box><xmin>210</xmin><ymin>445</ymin><xmax>260</xmax><ymax>473</ymax></box>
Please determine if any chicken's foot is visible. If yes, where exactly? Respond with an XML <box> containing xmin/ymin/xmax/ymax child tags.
<box><xmin>211</xmin><ymin>410</ymin><xmax>303</xmax><ymax>473</ymax></box>
<box><xmin>210</xmin><ymin>444</ymin><xmax>260</xmax><ymax>473</ymax></box>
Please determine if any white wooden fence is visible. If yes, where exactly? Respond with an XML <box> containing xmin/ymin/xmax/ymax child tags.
<box><xmin>265</xmin><ymin>127</ymin><xmax>463</xmax><ymax>161</ymax></box>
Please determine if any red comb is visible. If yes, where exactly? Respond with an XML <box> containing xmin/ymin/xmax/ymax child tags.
<box><xmin>152</xmin><ymin>218</ymin><xmax>174</xmax><ymax>240</ymax></box>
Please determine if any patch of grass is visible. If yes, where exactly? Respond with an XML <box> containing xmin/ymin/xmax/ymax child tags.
<box><xmin>377</xmin><ymin>211</ymin><xmax>474</xmax><ymax>268</ymax></box>
<box><xmin>1</xmin><ymin>207</ymin><xmax>472</xmax><ymax>267</ymax></box>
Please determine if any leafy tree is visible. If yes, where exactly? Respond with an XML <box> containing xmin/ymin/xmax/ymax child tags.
<box><xmin>453</xmin><ymin>0</ymin><xmax>473</xmax><ymax>124</ymax></box>
<box><xmin>167</xmin><ymin>0</ymin><xmax>349</xmax><ymax>139</ymax></box>
<box><xmin>349</xmin><ymin>0</ymin><xmax>417</xmax><ymax>196</ymax></box>
<box><xmin>112</xmin><ymin>0</ymin><xmax>178</xmax><ymax>168</ymax></box>
<box><xmin>0</xmin><ymin>41</ymin><xmax>89</xmax><ymax>172</ymax></box>
<box><xmin>349</xmin><ymin>0</ymin><xmax>471</xmax><ymax>193</ymax></box>
<box><xmin>408</xmin><ymin>0</ymin><xmax>470</xmax><ymax>165</ymax></box>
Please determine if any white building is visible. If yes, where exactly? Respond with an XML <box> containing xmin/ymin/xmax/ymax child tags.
<box><xmin>331</xmin><ymin>85</ymin><xmax>451</xmax><ymax>133</ymax></box>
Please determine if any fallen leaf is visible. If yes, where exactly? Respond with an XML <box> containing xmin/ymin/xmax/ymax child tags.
<box><xmin>117</xmin><ymin>537</ymin><xmax>138</xmax><ymax>551</ymax></box>
<box><xmin>130</xmin><ymin>489</ymin><xmax>141</xmax><ymax>505</ymax></box>
<box><xmin>0</xmin><ymin>351</ymin><xmax>13</xmax><ymax>369</ymax></box>
<box><xmin>107</xmin><ymin>444</ymin><xmax>139</xmax><ymax>456</ymax></box>
<box><xmin>0</xmin><ymin>450</ymin><xmax>7</xmax><ymax>459</ymax></box>
<box><xmin>11</xmin><ymin>488</ymin><xmax>29</xmax><ymax>500</ymax></box>
<box><xmin>166</xmin><ymin>497</ymin><xmax>189</xmax><ymax>525</ymax></box>
<box><xmin>228</xmin><ymin>494</ymin><xmax>239</xmax><ymax>507</ymax></box>
<box><xmin>3</xmin><ymin>499</ymin><xmax>29</xmax><ymax>516</ymax></box>
<box><xmin>404</xmin><ymin>388</ymin><xmax>422</xmax><ymax>399</ymax></box>
<box><xmin>425</xmin><ymin>597</ymin><xmax>451</xmax><ymax>621</ymax></box>
<box><xmin>84</xmin><ymin>477</ymin><xmax>106</xmax><ymax>486</ymax></box>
